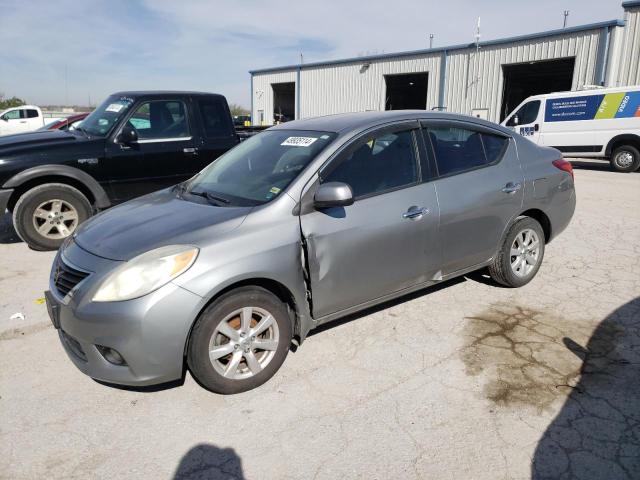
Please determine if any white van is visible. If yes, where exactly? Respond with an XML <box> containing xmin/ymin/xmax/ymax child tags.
<box><xmin>501</xmin><ymin>86</ymin><xmax>640</xmax><ymax>172</ymax></box>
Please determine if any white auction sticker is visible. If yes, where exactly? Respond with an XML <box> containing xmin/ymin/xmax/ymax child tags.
<box><xmin>105</xmin><ymin>103</ymin><xmax>124</xmax><ymax>113</ymax></box>
<box><xmin>281</xmin><ymin>136</ymin><xmax>318</xmax><ymax>147</ymax></box>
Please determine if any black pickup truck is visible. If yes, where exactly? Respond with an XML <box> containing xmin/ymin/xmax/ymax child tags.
<box><xmin>0</xmin><ymin>91</ymin><xmax>254</xmax><ymax>250</ymax></box>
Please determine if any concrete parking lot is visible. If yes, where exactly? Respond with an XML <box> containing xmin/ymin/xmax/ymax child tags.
<box><xmin>1</xmin><ymin>161</ymin><xmax>638</xmax><ymax>480</ymax></box>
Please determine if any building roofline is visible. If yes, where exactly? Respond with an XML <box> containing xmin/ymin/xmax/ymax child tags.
<box><xmin>249</xmin><ymin>19</ymin><xmax>625</xmax><ymax>75</ymax></box>
<box><xmin>622</xmin><ymin>1</ymin><xmax>640</xmax><ymax>8</ymax></box>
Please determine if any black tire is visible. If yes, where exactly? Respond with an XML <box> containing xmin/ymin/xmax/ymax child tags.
<box><xmin>187</xmin><ymin>287</ymin><xmax>293</xmax><ymax>394</ymax></box>
<box><xmin>488</xmin><ymin>217</ymin><xmax>545</xmax><ymax>288</ymax></box>
<box><xmin>610</xmin><ymin>145</ymin><xmax>640</xmax><ymax>173</ymax></box>
<box><xmin>12</xmin><ymin>183</ymin><xmax>92</xmax><ymax>251</ymax></box>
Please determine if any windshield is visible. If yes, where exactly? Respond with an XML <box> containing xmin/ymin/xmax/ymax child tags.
<box><xmin>186</xmin><ymin>129</ymin><xmax>337</xmax><ymax>206</ymax></box>
<box><xmin>79</xmin><ymin>95</ymin><xmax>135</xmax><ymax>136</ymax></box>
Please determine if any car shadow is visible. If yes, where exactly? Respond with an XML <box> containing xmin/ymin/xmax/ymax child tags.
<box><xmin>173</xmin><ymin>443</ymin><xmax>245</xmax><ymax>479</ymax></box>
<box><xmin>0</xmin><ymin>212</ymin><xmax>21</xmax><ymax>244</ymax></box>
<box><xmin>531</xmin><ymin>296</ymin><xmax>640</xmax><ymax>479</ymax></box>
<box><xmin>569</xmin><ymin>159</ymin><xmax>639</xmax><ymax>173</ymax></box>
<box><xmin>309</xmin><ymin>276</ymin><xmax>466</xmax><ymax>337</ymax></box>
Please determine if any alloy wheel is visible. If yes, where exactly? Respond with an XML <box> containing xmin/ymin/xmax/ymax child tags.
<box><xmin>510</xmin><ymin>228</ymin><xmax>541</xmax><ymax>278</ymax></box>
<box><xmin>32</xmin><ymin>199</ymin><xmax>79</xmax><ymax>239</ymax></box>
<box><xmin>208</xmin><ymin>307</ymin><xmax>280</xmax><ymax>380</ymax></box>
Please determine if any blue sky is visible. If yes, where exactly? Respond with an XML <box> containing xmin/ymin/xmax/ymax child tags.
<box><xmin>0</xmin><ymin>0</ymin><xmax>623</xmax><ymax>107</ymax></box>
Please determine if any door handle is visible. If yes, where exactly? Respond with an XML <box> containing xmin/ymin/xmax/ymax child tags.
<box><xmin>183</xmin><ymin>147</ymin><xmax>198</xmax><ymax>155</ymax></box>
<box><xmin>501</xmin><ymin>182</ymin><xmax>522</xmax><ymax>194</ymax></box>
<box><xmin>403</xmin><ymin>207</ymin><xmax>430</xmax><ymax>219</ymax></box>
<box><xmin>20</xmin><ymin>120</ymin><xmax>27</xmax><ymax>123</ymax></box>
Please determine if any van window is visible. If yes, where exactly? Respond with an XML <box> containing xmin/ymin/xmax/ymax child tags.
<box><xmin>506</xmin><ymin>100</ymin><xmax>540</xmax><ymax>126</ymax></box>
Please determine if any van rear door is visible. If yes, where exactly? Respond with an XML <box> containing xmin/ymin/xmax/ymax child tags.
<box><xmin>504</xmin><ymin>100</ymin><xmax>542</xmax><ymax>143</ymax></box>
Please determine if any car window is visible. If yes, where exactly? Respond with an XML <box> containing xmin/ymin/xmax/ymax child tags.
<box><xmin>427</xmin><ymin>126</ymin><xmax>489</xmax><ymax>176</ymax></box>
<box><xmin>26</xmin><ymin>109</ymin><xmax>39</xmax><ymax>118</ymax></box>
<box><xmin>199</xmin><ymin>98</ymin><xmax>234</xmax><ymax>137</ymax></box>
<box><xmin>127</xmin><ymin>100</ymin><xmax>190</xmax><ymax>140</ymax></box>
<box><xmin>188</xmin><ymin>130</ymin><xmax>337</xmax><ymax>206</ymax></box>
<box><xmin>2</xmin><ymin>110</ymin><xmax>21</xmax><ymax>120</ymax></box>
<box><xmin>323</xmin><ymin>130</ymin><xmax>418</xmax><ymax>198</ymax></box>
<box><xmin>482</xmin><ymin>133</ymin><xmax>509</xmax><ymax>163</ymax></box>
<box><xmin>506</xmin><ymin>100</ymin><xmax>540</xmax><ymax>126</ymax></box>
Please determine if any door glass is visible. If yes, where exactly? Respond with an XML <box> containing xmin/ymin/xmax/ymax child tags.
<box><xmin>428</xmin><ymin>127</ymin><xmax>489</xmax><ymax>176</ymax></box>
<box><xmin>198</xmin><ymin>98</ymin><xmax>234</xmax><ymax>137</ymax></box>
<box><xmin>127</xmin><ymin>100</ymin><xmax>190</xmax><ymax>140</ymax></box>
<box><xmin>2</xmin><ymin>110</ymin><xmax>21</xmax><ymax>120</ymax></box>
<box><xmin>481</xmin><ymin>134</ymin><xmax>509</xmax><ymax>163</ymax></box>
<box><xmin>324</xmin><ymin>130</ymin><xmax>418</xmax><ymax>198</ymax></box>
<box><xmin>26</xmin><ymin>109</ymin><xmax>39</xmax><ymax>118</ymax></box>
<box><xmin>506</xmin><ymin>100</ymin><xmax>540</xmax><ymax>126</ymax></box>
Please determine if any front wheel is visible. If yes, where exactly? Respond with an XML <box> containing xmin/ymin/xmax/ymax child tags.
<box><xmin>187</xmin><ymin>287</ymin><xmax>293</xmax><ymax>394</ymax></box>
<box><xmin>488</xmin><ymin>217</ymin><xmax>545</xmax><ymax>288</ymax></box>
<box><xmin>12</xmin><ymin>183</ymin><xmax>92</xmax><ymax>251</ymax></box>
<box><xmin>610</xmin><ymin>145</ymin><xmax>640</xmax><ymax>173</ymax></box>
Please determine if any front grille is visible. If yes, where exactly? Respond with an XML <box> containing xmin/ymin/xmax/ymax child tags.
<box><xmin>53</xmin><ymin>255</ymin><xmax>89</xmax><ymax>298</ymax></box>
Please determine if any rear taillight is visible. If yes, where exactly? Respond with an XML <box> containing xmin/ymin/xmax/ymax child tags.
<box><xmin>552</xmin><ymin>159</ymin><xmax>574</xmax><ymax>179</ymax></box>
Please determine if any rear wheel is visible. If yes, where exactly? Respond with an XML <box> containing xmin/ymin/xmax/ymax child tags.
<box><xmin>488</xmin><ymin>217</ymin><xmax>545</xmax><ymax>288</ymax></box>
<box><xmin>12</xmin><ymin>183</ymin><xmax>92</xmax><ymax>251</ymax></box>
<box><xmin>610</xmin><ymin>145</ymin><xmax>640</xmax><ymax>173</ymax></box>
<box><xmin>187</xmin><ymin>287</ymin><xmax>292</xmax><ymax>394</ymax></box>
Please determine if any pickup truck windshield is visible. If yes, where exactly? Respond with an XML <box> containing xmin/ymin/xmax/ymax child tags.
<box><xmin>187</xmin><ymin>130</ymin><xmax>337</xmax><ymax>206</ymax></box>
<box><xmin>80</xmin><ymin>95</ymin><xmax>135</xmax><ymax>136</ymax></box>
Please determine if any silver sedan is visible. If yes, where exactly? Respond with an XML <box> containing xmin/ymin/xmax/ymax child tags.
<box><xmin>46</xmin><ymin>111</ymin><xmax>575</xmax><ymax>394</ymax></box>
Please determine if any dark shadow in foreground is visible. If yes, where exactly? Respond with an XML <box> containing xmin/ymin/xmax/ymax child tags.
<box><xmin>0</xmin><ymin>212</ymin><xmax>21</xmax><ymax>244</ymax></box>
<box><xmin>532</xmin><ymin>297</ymin><xmax>640</xmax><ymax>479</ymax></box>
<box><xmin>173</xmin><ymin>444</ymin><xmax>245</xmax><ymax>480</ymax></box>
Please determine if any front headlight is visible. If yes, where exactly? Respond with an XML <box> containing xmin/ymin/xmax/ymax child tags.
<box><xmin>92</xmin><ymin>245</ymin><xmax>199</xmax><ymax>302</ymax></box>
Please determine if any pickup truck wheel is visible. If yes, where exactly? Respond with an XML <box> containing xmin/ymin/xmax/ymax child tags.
<box><xmin>12</xmin><ymin>183</ymin><xmax>92</xmax><ymax>251</ymax></box>
<box><xmin>188</xmin><ymin>287</ymin><xmax>292</xmax><ymax>394</ymax></box>
<box><xmin>488</xmin><ymin>217</ymin><xmax>545</xmax><ymax>288</ymax></box>
<box><xmin>610</xmin><ymin>145</ymin><xmax>640</xmax><ymax>173</ymax></box>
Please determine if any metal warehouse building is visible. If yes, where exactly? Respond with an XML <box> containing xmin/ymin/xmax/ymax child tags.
<box><xmin>250</xmin><ymin>1</ymin><xmax>640</xmax><ymax>125</ymax></box>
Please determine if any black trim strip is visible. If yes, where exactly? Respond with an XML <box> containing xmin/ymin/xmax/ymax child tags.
<box><xmin>551</xmin><ymin>145</ymin><xmax>603</xmax><ymax>153</ymax></box>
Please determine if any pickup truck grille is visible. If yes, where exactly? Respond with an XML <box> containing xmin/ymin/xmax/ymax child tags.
<box><xmin>53</xmin><ymin>256</ymin><xmax>89</xmax><ymax>298</ymax></box>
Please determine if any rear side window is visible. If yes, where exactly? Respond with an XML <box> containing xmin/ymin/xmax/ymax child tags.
<box><xmin>324</xmin><ymin>129</ymin><xmax>418</xmax><ymax>198</ymax></box>
<box><xmin>506</xmin><ymin>100</ymin><xmax>540</xmax><ymax>126</ymax></box>
<box><xmin>198</xmin><ymin>98</ymin><xmax>234</xmax><ymax>137</ymax></box>
<box><xmin>26</xmin><ymin>109</ymin><xmax>39</xmax><ymax>118</ymax></box>
<box><xmin>481</xmin><ymin>133</ymin><xmax>509</xmax><ymax>163</ymax></box>
<box><xmin>427</xmin><ymin>127</ymin><xmax>488</xmax><ymax>176</ymax></box>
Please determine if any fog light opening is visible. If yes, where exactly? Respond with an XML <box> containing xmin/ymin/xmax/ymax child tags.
<box><xmin>96</xmin><ymin>345</ymin><xmax>128</xmax><ymax>366</ymax></box>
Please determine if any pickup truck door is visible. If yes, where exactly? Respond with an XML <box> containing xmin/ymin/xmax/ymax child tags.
<box><xmin>0</xmin><ymin>108</ymin><xmax>29</xmax><ymax>134</ymax></box>
<box><xmin>300</xmin><ymin>122</ymin><xmax>441</xmax><ymax>319</ymax></box>
<box><xmin>191</xmin><ymin>96</ymin><xmax>240</xmax><ymax>171</ymax></box>
<box><xmin>104</xmin><ymin>98</ymin><xmax>199</xmax><ymax>202</ymax></box>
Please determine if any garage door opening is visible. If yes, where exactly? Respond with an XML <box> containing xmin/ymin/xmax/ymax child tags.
<box><xmin>500</xmin><ymin>58</ymin><xmax>575</xmax><ymax>121</ymax></box>
<box><xmin>272</xmin><ymin>82</ymin><xmax>295</xmax><ymax>123</ymax></box>
<box><xmin>385</xmin><ymin>73</ymin><xmax>429</xmax><ymax>110</ymax></box>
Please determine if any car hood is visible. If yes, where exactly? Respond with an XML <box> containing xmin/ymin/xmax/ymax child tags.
<box><xmin>0</xmin><ymin>129</ymin><xmax>80</xmax><ymax>152</ymax></box>
<box><xmin>74</xmin><ymin>188</ymin><xmax>252</xmax><ymax>261</ymax></box>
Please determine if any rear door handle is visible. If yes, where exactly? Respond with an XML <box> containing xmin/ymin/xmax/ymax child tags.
<box><xmin>403</xmin><ymin>207</ymin><xmax>430</xmax><ymax>220</ymax></box>
<box><xmin>183</xmin><ymin>147</ymin><xmax>198</xmax><ymax>155</ymax></box>
<box><xmin>501</xmin><ymin>182</ymin><xmax>522</xmax><ymax>194</ymax></box>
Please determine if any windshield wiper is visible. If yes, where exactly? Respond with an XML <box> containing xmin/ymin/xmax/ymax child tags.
<box><xmin>189</xmin><ymin>189</ymin><xmax>231</xmax><ymax>206</ymax></box>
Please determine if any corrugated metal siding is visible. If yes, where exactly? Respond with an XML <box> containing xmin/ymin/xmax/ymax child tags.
<box><xmin>252</xmin><ymin>71</ymin><xmax>297</xmax><ymax>125</ymax></box>
<box><xmin>618</xmin><ymin>6</ymin><xmax>640</xmax><ymax>85</ymax></box>
<box><xmin>445</xmin><ymin>28</ymin><xmax>602</xmax><ymax>122</ymax></box>
<box><xmin>299</xmin><ymin>54</ymin><xmax>441</xmax><ymax>118</ymax></box>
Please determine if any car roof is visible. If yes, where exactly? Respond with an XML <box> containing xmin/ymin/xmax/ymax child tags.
<box><xmin>110</xmin><ymin>90</ymin><xmax>225</xmax><ymax>99</ymax></box>
<box><xmin>269</xmin><ymin>110</ymin><xmax>510</xmax><ymax>135</ymax></box>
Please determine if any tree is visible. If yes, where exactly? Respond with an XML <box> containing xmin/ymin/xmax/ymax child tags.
<box><xmin>0</xmin><ymin>93</ymin><xmax>26</xmax><ymax>110</ymax></box>
<box><xmin>229</xmin><ymin>103</ymin><xmax>249</xmax><ymax>116</ymax></box>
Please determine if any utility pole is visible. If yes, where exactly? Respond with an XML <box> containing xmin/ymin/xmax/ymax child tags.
<box><xmin>429</xmin><ymin>34</ymin><xmax>434</xmax><ymax>49</ymax></box>
<box><xmin>300</xmin><ymin>52</ymin><xmax>304</xmax><ymax>65</ymax></box>
<box><xmin>563</xmin><ymin>10</ymin><xmax>569</xmax><ymax>28</ymax></box>
<box><xmin>64</xmin><ymin>64</ymin><xmax>68</xmax><ymax>107</ymax></box>
<box><xmin>475</xmin><ymin>17</ymin><xmax>481</xmax><ymax>83</ymax></box>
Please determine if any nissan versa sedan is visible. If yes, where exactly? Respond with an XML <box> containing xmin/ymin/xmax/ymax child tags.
<box><xmin>46</xmin><ymin>111</ymin><xmax>575</xmax><ymax>394</ymax></box>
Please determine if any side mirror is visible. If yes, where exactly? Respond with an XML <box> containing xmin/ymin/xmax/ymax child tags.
<box><xmin>314</xmin><ymin>182</ymin><xmax>354</xmax><ymax>209</ymax></box>
<box><xmin>117</xmin><ymin>124</ymin><xmax>138</xmax><ymax>145</ymax></box>
<box><xmin>513</xmin><ymin>115</ymin><xmax>520</xmax><ymax>126</ymax></box>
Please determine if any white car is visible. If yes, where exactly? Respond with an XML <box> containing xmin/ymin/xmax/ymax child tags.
<box><xmin>502</xmin><ymin>86</ymin><xmax>640</xmax><ymax>172</ymax></box>
<box><xmin>0</xmin><ymin>105</ymin><xmax>58</xmax><ymax>136</ymax></box>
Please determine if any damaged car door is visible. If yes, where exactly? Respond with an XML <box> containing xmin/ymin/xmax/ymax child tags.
<box><xmin>300</xmin><ymin>122</ymin><xmax>441</xmax><ymax>319</ymax></box>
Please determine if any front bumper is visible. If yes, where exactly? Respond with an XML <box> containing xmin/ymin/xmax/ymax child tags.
<box><xmin>48</xmin><ymin>241</ymin><xmax>205</xmax><ymax>386</ymax></box>
<box><xmin>0</xmin><ymin>188</ymin><xmax>13</xmax><ymax>213</ymax></box>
